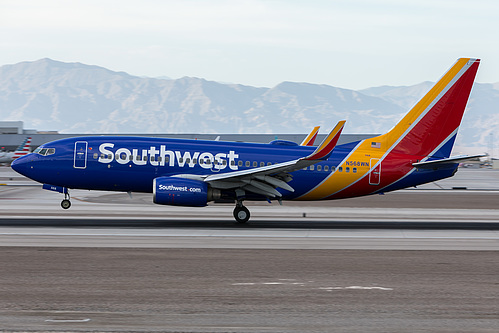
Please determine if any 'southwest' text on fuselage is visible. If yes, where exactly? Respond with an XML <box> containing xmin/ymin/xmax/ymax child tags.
<box><xmin>98</xmin><ymin>143</ymin><xmax>240</xmax><ymax>170</ymax></box>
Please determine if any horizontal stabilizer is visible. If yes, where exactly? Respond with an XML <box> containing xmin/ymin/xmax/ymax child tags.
<box><xmin>412</xmin><ymin>154</ymin><xmax>487</xmax><ymax>168</ymax></box>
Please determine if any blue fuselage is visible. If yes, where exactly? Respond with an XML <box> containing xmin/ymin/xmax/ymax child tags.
<box><xmin>12</xmin><ymin>136</ymin><xmax>457</xmax><ymax>201</ymax></box>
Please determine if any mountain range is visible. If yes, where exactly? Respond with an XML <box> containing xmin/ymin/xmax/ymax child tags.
<box><xmin>1</xmin><ymin>58</ymin><xmax>498</xmax><ymax>153</ymax></box>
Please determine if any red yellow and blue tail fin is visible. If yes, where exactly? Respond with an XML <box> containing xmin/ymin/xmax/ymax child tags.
<box><xmin>370</xmin><ymin>58</ymin><xmax>480</xmax><ymax>159</ymax></box>
<box><xmin>297</xmin><ymin>58</ymin><xmax>480</xmax><ymax>201</ymax></box>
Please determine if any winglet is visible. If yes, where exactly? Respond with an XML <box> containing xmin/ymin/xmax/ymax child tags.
<box><xmin>303</xmin><ymin>121</ymin><xmax>345</xmax><ymax>160</ymax></box>
<box><xmin>300</xmin><ymin>126</ymin><xmax>320</xmax><ymax>146</ymax></box>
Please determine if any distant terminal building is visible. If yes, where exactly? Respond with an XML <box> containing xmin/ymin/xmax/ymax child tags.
<box><xmin>0</xmin><ymin>121</ymin><xmax>377</xmax><ymax>151</ymax></box>
<box><xmin>0</xmin><ymin>121</ymin><xmax>38</xmax><ymax>135</ymax></box>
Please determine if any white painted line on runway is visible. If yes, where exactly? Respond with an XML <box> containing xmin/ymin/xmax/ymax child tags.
<box><xmin>45</xmin><ymin>318</ymin><xmax>91</xmax><ymax>323</ymax></box>
<box><xmin>318</xmin><ymin>286</ymin><xmax>393</xmax><ymax>291</ymax></box>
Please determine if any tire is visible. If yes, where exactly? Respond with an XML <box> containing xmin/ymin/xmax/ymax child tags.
<box><xmin>61</xmin><ymin>199</ymin><xmax>71</xmax><ymax>209</ymax></box>
<box><xmin>233</xmin><ymin>206</ymin><xmax>250</xmax><ymax>223</ymax></box>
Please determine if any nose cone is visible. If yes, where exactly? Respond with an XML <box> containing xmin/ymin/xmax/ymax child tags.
<box><xmin>11</xmin><ymin>154</ymin><xmax>32</xmax><ymax>177</ymax></box>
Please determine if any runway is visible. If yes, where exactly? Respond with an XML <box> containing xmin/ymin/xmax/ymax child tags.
<box><xmin>1</xmin><ymin>224</ymin><xmax>499</xmax><ymax>250</ymax></box>
<box><xmin>2</xmin><ymin>170</ymin><xmax>499</xmax><ymax>251</ymax></box>
<box><xmin>1</xmin><ymin>168</ymin><xmax>499</xmax><ymax>332</ymax></box>
<box><xmin>2</xmin><ymin>183</ymin><xmax>499</xmax><ymax>251</ymax></box>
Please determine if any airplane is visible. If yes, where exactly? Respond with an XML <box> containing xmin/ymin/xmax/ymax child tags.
<box><xmin>11</xmin><ymin>58</ymin><xmax>482</xmax><ymax>223</ymax></box>
<box><xmin>0</xmin><ymin>137</ymin><xmax>32</xmax><ymax>164</ymax></box>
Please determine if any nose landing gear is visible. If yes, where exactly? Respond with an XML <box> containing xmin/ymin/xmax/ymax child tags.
<box><xmin>41</xmin><ymin>184</ymin><xmax>72</xmax><ymax>210</ymax></box>
<box><xmin>60</xmin><ymin>192</ymin><xmax>71</xmax><ymax>209</ymax></box>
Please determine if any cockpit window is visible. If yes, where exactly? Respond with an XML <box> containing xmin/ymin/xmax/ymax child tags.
<box><xmin>34</xmin><ymin>147</ymin><xmax>56</xmax><ymax>156</ymax></box>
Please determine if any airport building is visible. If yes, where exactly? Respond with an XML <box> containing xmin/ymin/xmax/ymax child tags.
<box><xmin>0</xmin><ymin>121</ymin><xmax>376</xmax><ymax>151</ymax></box>
<box><xmin>0</xmin><ymin>121</ymin><xmax>37</xmax><ymax>135</ymax></box>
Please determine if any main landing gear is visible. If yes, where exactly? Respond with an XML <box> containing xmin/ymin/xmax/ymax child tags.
<box><xmin>61</xmin><ymin>192</ymin><xmax>71</xmax><ymax>209</ymax></box>
<box><xmin>233</xmin><ymin>202</ymin><xmax>250</xmax><ymax>224</ymax></box>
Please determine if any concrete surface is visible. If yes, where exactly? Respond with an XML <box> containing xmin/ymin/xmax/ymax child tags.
<box><xmin>1</xmin><ymin>167</ymin><xmax>499</xmax><ymax>332</ymax></box>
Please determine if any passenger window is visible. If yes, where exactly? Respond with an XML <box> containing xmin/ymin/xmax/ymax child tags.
<box><xmin>267</xmin><ymin>162</ymin><xmax>272</xmax><ymax>166</ymax></box>
<box><xmin>238</xmin><ymin>161</ymin><xmax>243</xmax><ymax>167</ymax></box>
<box><xmin>260</xmin><ymin>162</ymin><xmax>264</xmax><ymax>167</ymax></box>
<box><xmin>143</xmin><ymin>156</ymin><xmax>147</xmax><ymax>161</ymax></box>
<box><xmin>353</xmin><ymin>167</ymin><xmax>357</xmax><ymax>173</ymax></box>
<box><xmin>331</xmin><ymin>166</ymin><xmax>336</xmax><ymax>172</ymax></box>
<box><xmin>136</xmin><ymin>155</ymin><xmax>140</xmax><ymax>161</ymax></box>
<box><xmin>317</xmin><ymin>165</ymin><xmax>322</xmax><ymax>171</ymax></box>
<box><xmin>186</xmin><ymin>158</ymin><xmax>191</xmax><ymax>164</ymax></box>
<box><xmin>245</xmin><ymin>161</ymin><xmax>250</xmax><ymax>167</ymax></box>
<box><xmin>324</xmin><ymin>165</ymin><xmax>329</xmax><ymax>172</ymax></box>
<box><xmin>159</xmin><ymin>157</ymin><xmax>162</xmax><ymax>162</ymax></box>
<box><xmin>179</xmin><ymin>158</ymin><xmax>183</xmax><ymax>163</ymax></box>
<box><xmin>310</xmin><ymin>165</ymin><xmax>314</xmax><ymax>171</ymax></box>
<box><xmin>253</xmin><ymin>161</ymin><xmax>257</xmax><ymax>167</ymax></box>
<box><xmin>339</xmin><ymin>167</ymin><xmax>343</xmax><ymax>172</ymax></box>
<box><xmin>129</xmin><ymin>155</ymin><xmax>133</xmax><ymax>161</ymax></box>
<box><xmin>193</xmin><ymin>158</ymin><xmax>197</xmax><ymax>164</ymax></box>
<box><xmin>94</xmin><ymin>153</ymin><xmax>98</xmax><ymax>159</ymax></box>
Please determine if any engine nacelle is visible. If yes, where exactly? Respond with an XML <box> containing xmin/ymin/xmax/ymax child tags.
<box><xmin>153</xmin><ymin>177</ymin><xmax>220</xmax><ymax>207</ymax></box>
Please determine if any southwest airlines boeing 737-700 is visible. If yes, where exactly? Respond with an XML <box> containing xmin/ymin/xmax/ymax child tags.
<box><xmin>12</xmin><ymin>58</ymin><xmax>482</xmax><ymax>223</ymax></box>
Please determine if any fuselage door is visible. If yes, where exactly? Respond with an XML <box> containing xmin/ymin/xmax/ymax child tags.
<box><xmin>74</xmin><ymin>141</ymin><xmax>88</xmax><ymax>169</ymax></box>
<box><xmin>369</xmin><ymin>158</ymin><xmax>381</xmax><ymax>185</ymax></box>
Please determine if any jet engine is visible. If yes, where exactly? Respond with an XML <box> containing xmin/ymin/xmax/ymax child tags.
<box><xmin>153</xmin><ymin>177</ymin><xmax>220</xmax><ymax>207</ymax></box>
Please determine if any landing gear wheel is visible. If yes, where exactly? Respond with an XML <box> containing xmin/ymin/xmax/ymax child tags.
<box><xmin>233</xmin><ymin>205</ymin><xmax>250</xmax><ymax>224</ymax></box>
<box><xmin>61</xmin><ymin>199</ymin><xmax>71</xmax><ymax>209</ymax></box>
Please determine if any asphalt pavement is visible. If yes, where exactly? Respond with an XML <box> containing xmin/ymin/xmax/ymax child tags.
<box><xmin>1</xmin><ymin>167</ymin><xmax>499</xmax><ymax>332</ymax></box>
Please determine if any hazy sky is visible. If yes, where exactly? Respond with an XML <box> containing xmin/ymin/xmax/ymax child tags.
<box><xmin>1</xmin><ymin>0</ymin><xmax>498</xmax><ymax>89</ymax></box>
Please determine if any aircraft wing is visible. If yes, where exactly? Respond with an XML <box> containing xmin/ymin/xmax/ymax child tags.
<box><xmin>412</xmin><ymin>154</ymin><xmax>487</xmax><ymax>169</ymax></box>
<box><xmin>179</xmin><ymin>121</ymin><xmax>346</xmax><ymax>199</ymax></box>
<box><xmin>300</xmin><ymin>126</ymin><xmax>320</xmax><ymax>146</ymax></box>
